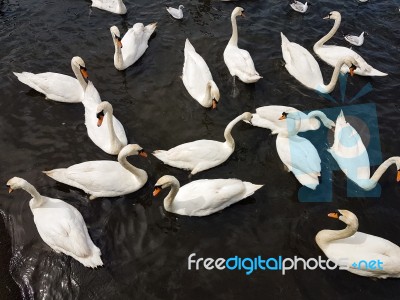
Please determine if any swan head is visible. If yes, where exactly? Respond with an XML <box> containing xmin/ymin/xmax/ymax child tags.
<box><xmin>178</xmin><ymin>5</ymin><xmax>184</xmax><ymax>10</ymax></box>
<box><xmin>153</xmin><ymin>175</ymin><xmax>180</xmax><ymax>196</ymax></box>
<box><xmin>279</xmin><ymin>111</ymin><xmax>300</xmax><ymax>120</ymax></box>
<box><xmin>328</xmin><ymin>209</ymin><xmax>359</xmax><ymax>228</ymax></box>
<box><xmin>208</xmin><ymin>81</ymin><xmax>220</xmax><ymax>109</ymax></box>
<box><xmin>6</xmin><ymin>177</ymin><xmax>28</xmax><ymax>193</ymax></box>
<box><xmin>241</xmin><ymin>112</ymin><xmax>253</xmax><ymax>124</ymax></box>
<box><xmin>119</xmin><ymin>144</ymin><xmax>148</xmax><ymax>159</ymax></box>
<box><xmin>110</xmin><ymin>26</ymin><xmax>122</xmax><ymax>48</ymax></box>
<box><xmin>71</xmin><ymin>56</ymin><xmax>89</xmax><ymax>81</ymax></box>
<box><xmin>323</xmin><ymin>11</ymin><xmax>341</xmax><ymax>20</ymax></box>
<box><xmin>96</xmin><ymin>101</ymin><xmax>113</xmax><ymax>127</ymax></box>
<box><xmin>341</xmin><ymin>57</ymin><xmax>358</xmax><ymax>76</ymax></box>
<box><xmin>232</xmin><ymin>7</ymin><xmax>245</xmax><ymax>18</ymax></box>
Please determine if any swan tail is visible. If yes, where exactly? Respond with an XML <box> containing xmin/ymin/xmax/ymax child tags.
<box><xmin>13</xmin><ymin>72</ymin><xmax>46</xmax><ymax>94</ymax></box>
<box><xmin>335</xmin><ymin>110</ymin><xmax>347</xmax><ymax>126</ymax></box>
<box><xmin>145</xmin><ymin>22</ymin><xmax>157</xmax><ymax>35</ymax></box>
<box><xmin>243</xmin><ymin>182</ymin><xmax>263</xmax><ymax>198</ymax></box>
<box><xmin>75</xmin><ymin>246</ymin><xmax>103</xmax><ymax>268</ymax></box>
<box><xmin>363</xmin><ymin>68</ymin><xmax>387</xmax><ymax>77</ymax></box>
<box><xmin>152</xmin><ymin>150</ymin><xmax>167</xmax><ymax>161</ymax></box>
<box><xmin>184</xmin><ymin>38</ymin><xmax>196</xmax><ymax>54</ymax></box>
<box><xmin>295</xmin><ymin>173</ymin><xmax>320</xmax><ymax>190</ymax></box>
<box><xmin>280</xmin><ymin>33</ymin><xmax>292</xmax><ymax>66</ymax></box>
<box><xmin>43</xmin><ymin>169</ymin><xmax>69</xmax><ymax>184</ymax></box>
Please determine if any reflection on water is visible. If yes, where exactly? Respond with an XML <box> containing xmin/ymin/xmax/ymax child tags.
<box><xmin>0</xmin><ymin>0</ymin><xmax>399</xmax><ymax>299</ymax></box>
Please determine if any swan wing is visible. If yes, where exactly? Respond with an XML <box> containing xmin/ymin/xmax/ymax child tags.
<box><xmin>224</xmin><ymin>46</ymin><xmax>259</xmax><ymax>78</ymax></box>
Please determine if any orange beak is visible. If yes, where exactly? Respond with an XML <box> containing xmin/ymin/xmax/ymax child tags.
<box><xmin>397</xmin><ymin>170</ymin><xmax>400</xmax><ymax>182</ymax></box>
<box><xmin>279</xmin><ymin>115</ymin><xmax>286</xmax><ymax>120</ymax></box>
<box><xmin>212</xmin><ymin>99</ymin><xmax>217</xmax><ymax>109</ymax></box>
<box><xmin>139</xmin><ymin>151</ymin><xmax>148</xmax><ymax>158</ymax></box>
<box><xmin>80</xmin><ymin>68</ymin><xmax>89</xmax><ymax>80</ymax></box>
<box><xmin>349</xmin><ymin>66</ymin><xmax>356</xmax><ymax>77</ymax></box>
<box><xmin>117</xmin><ymin>39</ymin><xmax>123</xmax><ymax>48</ymax></box>
<box><xmin>8</xmin><ymin>187</ymin><xmax>13</xmax><ymax>193</ymax></box>
<box><xmin>328</xmin><ymin>212</ymin><xmax>339</xmax><ymax>219</ymax></box>
<box><xmin>153</xmin><ymin>187</ymin><xmax>161</xmax><ymax>197</ymax></box>
<box><xmin>97</xmin><ymin>115</ymin><xmax>104</xmax><ymax>127</ymax></box>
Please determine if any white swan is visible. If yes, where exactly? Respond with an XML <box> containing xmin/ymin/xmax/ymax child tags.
<box><xmin>313</xmin><ymin>11</ymin><xmax>387</xmax><ymax>76</ymax></box>
<box><xmin>281</xmin><ymin>32</ymin><xmax>358</xmax><ymax>94</ymax></box>
<box><xmin>6</xmin><ymin>177</ymin><xmax>103</xmax><ymax>268</ymax></box>
<box><xmin>166</xmin><ymin>5</ymin><xmax>184</xmax><ymax>19</ymax></box>
<box><xmin>246</xmin><ymin>105</ymin><xmax>335</xmax><ymax>134</ymax></box>
<box><xmin>153</xmin><ymin>175</ymin><xmax>263</xmax><ymax>216</ymax></box>
<box><xmin>110</xmin><ymin>23</ymin><xmax>157</xmax><ymax>71</ymax></box>
<box><xmin>13</xmin><ymin>56</ymin><xmax>89</xmax><ymax>103</ymax></box>
<box><xmin>84</xmin><ymin>98</ymin><xmax>128</xmax><ymax>155</ymax></box>
<box><xmin>290</xmin><ymin>1</ymin><xmax>308</xmax><ymax>13</ymax></box>
<box><xmin>316</xmin><ymin>209</ymin><xmax>400</xmax><ymax>278</ymax></box>
<box><xmin>344</xmin><ymin>32</ymin><xmax>365</xmax><ymax>46</ymax></box>
<box><xmin>91</xmin><ymin>0</ymin><xmax>127</xmax><ymax>14</ymax></box>
<box><xmin>182</xmin><ymin>39</ymin><xmax>220</xmax><ymax>108</ymax></box>
<box><xmin>328</xmin><ymin>110</ymin><xmax>400</xmax><ymax>190</ymax></box>
<box><xmin>44</xmin><ymin>144</ymin><xmax>148</xmax><ymax>199</ymax></box>
<box><xmin>153</xmin><ymin>112</ymin><xmax>253</xmax><ymax>175</ymax></box>
<box><xmin>223</xmin><ymin>7</ymin><xmax>262</xmax><ymax>83</ymax></box>
<box><xmin>276</xmin><ymin>112</ymin><xmax>322</xmax><ymax>189</ymax></box>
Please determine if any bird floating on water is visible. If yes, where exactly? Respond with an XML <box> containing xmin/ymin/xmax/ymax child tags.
<box><xmin>166</xmin><ymin>5</ymin><xmax>184</xmax><ymax>19</ymax></box>
<box><xmin>290</xmin><ymin>1</ymin><xmax>308</xmax><ymax>13</ymax></box>
<box><xmin>344</xmin><ymin>32</ymin><xmax>365</xmax><ymax>46</ymax></box>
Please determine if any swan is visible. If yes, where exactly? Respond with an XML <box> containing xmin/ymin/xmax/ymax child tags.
<box><xmin>44</xmin><ymin>144</ymin><xmax>148</xmax><ymax>199</ymax></box>
<box><xmin>153</xmin><ymin>112</ymin><xmax>253</xmax><ymax>175</ymax></box>
<box><xmin>328</xmin><ymin>111</ymin><xmax>400</xmax><ymax>190</ymax></box>
<box><xmin>6</xmin><ymin>177</ymin><xmax>103</xmax><ymax>268</ymax></box>
<box><xmin>246</xmin><ymin>105</ymin><xmax>335</xmax><ymax>134</ymax></box>
<box><xmin>344</xmin><ymin>32</ymin><xmax>365</xmax><ymax>46</ymax></box>
<box><xmin>313</xmin><ymin>11</ymin><xmax>387</xmax><ymax>76</ymax></box>
<box><xmin>290</xmin><ymin>1</ymin><xmax>308</xmax><ymax>13</ymax></box>
<box><xmin>316</xmin><ymin>209</ymin><xmax>400</xmax><ymax>278</ymax></box>
<box><xmin>13</xmin><ymin>56</ymin><xmax>89</xmax><ymax>103</ymax></box>
<box><xmin>223</xmin><ymin>7</ymin><xmax>262</xmax><ymax>83</ymax></box>
<box><xmin>84</xmin><ymin>99</ymin><xmax>128</xmax><ymax>155</ymax></box>
<box><xmin>182</xmin><ymin>39</ymin><xmax>220</xmax><ymax>109</ymax></box>
<box><xmin>91</xmin><ymin>0</ymin><xmax>127</xmax><ymax>14</ymax></box>
<box><xmin>166</xmin><ymin>5</ymin><xmax>184</xmax><ymax>19</ymax></box>
<box><xmin>276</xmin><ymin>112</ymin><xmax>322</xmax><ymax>189</ymax></box>
<box><xmin>110</xmin><ymin>23</ymin><xmax>157</xmax><ymax>71</ymax></box>
<box><xmin>281</xmin><ymin>32</ymin><xmax>358</xmax><ymax>94</ymax></box>
<box><xmin>153</xmin><ymin>175</ymin><xmax>263</xmax><ymax>216</ymax></box>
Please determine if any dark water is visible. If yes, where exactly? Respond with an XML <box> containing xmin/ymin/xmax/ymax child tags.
<box><xmin>1</xmin><ymin>0</ymin><xmax>400</xmax><ymax>299</ymax></box>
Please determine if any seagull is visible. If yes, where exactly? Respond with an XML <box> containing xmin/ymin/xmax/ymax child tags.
<box><xmin>166</xmin><ymin>5</ymin><xmax>184</xmax><ymax>19</ymax></box>
<box><xmin>290</xmin><ymin>1</ymin><xmax>308</xmax><ymax>13</ymax></box>
<box><xmin>344</xmin><ymin>32</ymin><xmax>365</xmax><ymax>46</ymax></box>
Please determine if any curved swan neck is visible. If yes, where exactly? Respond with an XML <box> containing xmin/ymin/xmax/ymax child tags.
<box><xmin>229</xmin><ymin>13</ymin><xmax>239</xmax><ymax>46</ymax></box>
<box><xmin>22</xmin><ymin>182</ymin><xmax>44</xmax><ymax>209</ymax></box>
<box><xmin>105</xmin><ymin>108</ymin><xmax>122</xmax><ymax>150</ymax></box>
<box><xmin>359</xmin><ymin>157</ymin><xmax>400</xmax><ymax>190</ymax></box>
<box><xmin>224</xmin><ymin>114</ymin><xmax>243</xmax><ymax>149</ymax></box>
<box><xmin>317</xmin><ymin>220</ymin><xmax>358</xmax><ymax>248</ymax></box>
<box><xmin>71</xmin><ymin>62</ymin><xmax>87</xmax><ymax>90</ymax></box>
<box><xmin>164</xmin><ymin>179</ymin><xmax>180</xmax><ymax>209</ymax></box>
<box><xmin>114</xmin><ymin>41</ymin><xmax>124</xmax><ymax>70</ymax></box>
<box><xmin>314</xmin><ymin>15</ymin><xmax>341</xmax><ymax>51</ymax></box>
<box><xmin>307</xmin><ymin>111</ymin><xmax>328</xmax><ymax>122</ymax></box>
<box><xmin>118</xmin><ymin>154</ymin><xmax>145</xmax><ymax>177</ymax></box>
<box><xmin>323</xmin><ymin>58</ymin><xmax>347</xmax><ymax>93</ymax></box>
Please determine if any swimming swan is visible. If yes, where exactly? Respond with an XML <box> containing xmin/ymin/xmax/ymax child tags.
<box><xmin>153</xmin><ymin>175</ymin><xmax>263</xmax><ymax>216</ymax></box>
<box><xmin>6</xmin><ymin>177</ymin><xmax>103</xmax><ymax>268</ymax></box>
<box><xmin>290</xmin><ymin>1</ymin><xmax>308</xmax><ymax>13</ymax></box>
<box><xmin>223</xmin><ymin>7</ymin><xmax>262</xmax><ymax>83</ymax></box>
<box><xmin>344</xmin><ymin>32</ymin><xmax>365</xmax><ymax>46</ymax></box>
<box><xmin>153</xmin><ymin>112</ymin><xmax>253</xmax><ymax>175</ymax></box>
<box><xmin>316</xmin><ymin>209</ymin><xmax>400</xmax><ymax>278</ymax></box>
<box><xmin>313</xmin><ymin>11</ymin><xmax>387</xmax><ymax>76</ymax></box>
<box><xmin>110</xmin><ymin>23</ymin><xmax>157</xmax><ymax>70</ymax></box>
<box><xmin>166</xmin><ymin>5</ymin><xmax>184</xmax><ymax>19</ymax></box>
<box><xmin>13</xmin><ymin>56</ymin><xmax>89</xmax><ymax>103</ymax></box>
<box><xmin>44</xmin><ymin>144</ymin><xmax>148</xmax><ymax>199</ymax></box>
<box><xmin>182</xmin><ymin>39</ymin><xmax>220</xmax><ymax>108</ymax></box>
<box><xmin>91</xmin><ymin>0</ymin><xmax>127</xmax><ymax>14</ymax></box>
<box><xmin>281</xmin><ymin>32</ymin><xmax>358</xmax><ymax>94</ymax></box>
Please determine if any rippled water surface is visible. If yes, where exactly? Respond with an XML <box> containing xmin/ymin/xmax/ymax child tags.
<box><xmin>1</xmin><ymin>0</ymin><xmax>400</xmax><ymax>299</ymax></box>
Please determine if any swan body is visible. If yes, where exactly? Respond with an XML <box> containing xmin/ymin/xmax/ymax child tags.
<box><xmin>153</xmin><ymin>112</ymin><xmax>252</xmax><ymax>175</ymax></box>
<box><xmin>44</xmin><ymin>144</ymin><xmax>148</xmax><ymax>199</ymax></box>
<box><xmin>91</xmin><ymin>0</ymin><xmax>127</xmax><ymax>14</ymax></box>
<box><xmin>166</xmin><ymin>5</ymin><xmax>184</xmax><ymax>19</ymax></box>
<box><xmin>153</xmin><ymin>175</ymin><xmax>263</xmax><ymax>216</ymax></box>
<box><xmin>13</xmin><ymin>57</ymin><xmax>89</xmax><ymax>103</ymax></box>
<box><xmin>83</xmin><ymin>91</ymin><xmax>128</xmax><ymax>155</ymax></box>
<box><xmin>110</xmin><ymin>23</ymin><xmax>157</xmax><ymax>70</ymax></box>
<box><xmin>316</xmin><ymin>209</ymin><xmax>400</xmax><ymax>278</ymax></box>
<box><xmin>182</xmin><ymin>39</ymin><xmax>220</xmax><ymax>108</ymax></box>
<box><xmin>276</xmin><ymin>112</ymin><xmax>321</xmax><ymax>189</ymax></box>
<box><xmin>344</xmin><ymin>32</ymin><xmax>365</xmax><ymax>46</ymax></box>
<box><xmin>313</xmin><ymin>11</ymin><xmax>387</xmax><ymax>76</ymax></box>
<box><xmin>290</xmin><ymin>1</ymin><xmax>308</xmax><ymax>13</ymax></box>
<box><xmin>281</xmin><ymin>32</ymin><xmax>358</xmax><ymax>94</ymax></box>
<box><xmin>223</xmin><ymin>7</ymin><xmax>262</xmax><ymax>83</ymax></box>
<box><xmin>328</xmin><ymin>111</ymin><xmax>400</xmax><ymax>190</ymax></box>
<box><xmin>246</xmin><ymin>105</ymin><xmax>335</xmax><ymax>134</ymax></box>
<box><xmin>6</xmin><ymin>177</ymin><xmax>103</xmax><ymax>268</ymax></box>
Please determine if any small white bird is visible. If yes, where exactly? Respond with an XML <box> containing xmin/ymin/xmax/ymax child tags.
<box><xmin>290</xmin><ymin>1</ymin><xmax>308</xmax><ymax>13</ymax></box>
<box><xmin>91</xmin><ymin>0</ymin><xmax>127</xmax><ymax>15</ymax></box>
<box><xmin>344</xmin><ymin>32</ymin><xmax>365</xmax><ymax>46</ymax></box>
<box><xmin>166</xmin><ymin>5</ymin><xmax>184</xmax><ymax>19</ymax></box>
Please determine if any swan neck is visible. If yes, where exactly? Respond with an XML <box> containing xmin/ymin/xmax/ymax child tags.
<box><xmin>118</xmin><ymin>155</ymin><xmax>146</xmax><ymax>179</ymax></box>
<box><xmin>224</xmin><ymin>114</ymin><xmax>243</xmax><ymax>149</ymax></box>
<box><xmin>314</xmin><ymin>16</ymin><xmax>341</xmax><ymax>50</ymax></box>
<box><xmin>307</xmin><ymin>111</ymin><xmax>329</xmax><ymax>123</ymax></box>
<box><xmin>229</xmin><ymin>14</ymin><xmax>239</xmax><ymax>45</ymax></box>
<box><xmin>23</xmin><ymin>182</ymin><xmax>44</xmax><ymax>209</ymax></box>
<box><xmin>324</xmin><ymin>58</ymin><xmax>346</xmax><ymax>93</ymax></box>
<box><xmin>71</xmin><ymin>62</ymin><xmax>87</xmax><ymax>90</ymax></box>
<box><xmin>359</xmin><ymin>157</ymin><xmax>400</xmax><ymax>190</ymax></box>
<box><xmin>317</xmin><ymin>222</ymin><xmax>358</xmax><ymax>247</ymax></box>
<box><xmin>114</xmin><ymin>42</ymin><xmax>124</xmax><ymax>69</ymax></box>
<box><xmin>164</xmin><ymin>180</ymin><xmax>180</xmax><ymax>209</ymax></box>
<box><xmin>105</xmin><ymin>108</ymin><xmax>122</xmax><ymax>150</ymax></box>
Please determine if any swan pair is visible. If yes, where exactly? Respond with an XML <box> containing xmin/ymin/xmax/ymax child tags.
<box><xmin>6</xmin><ymin>177</ymin><xmax>103</xmax><ymax>268</ymax></box>
<box><xmin>316</xmin><ymin>209</ymin><xmax>400</xmax><ymax>278</ymax></box>
<box><xmin>91</xmin><ymin>0</ymin><xmax>127</xmax><ymax>14</ymax></box>
<box><xmin>110</xmin><ymin>22</ymin><xmax>157</xmax><ymax>70</ymax></box>
<box><xmin>166</xmin><ymin>5</ymin><xmax>184</xmax><ymax>19</ymax></box>
<box><xmin>153</xmin><ymin>175</ymin><xmax>263</xmax><ymax>217</ymax></box>
<box><xmin>329</xmin><ymin>111</ymin><xmax>400</xmax><ymax>190</ymax></box>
